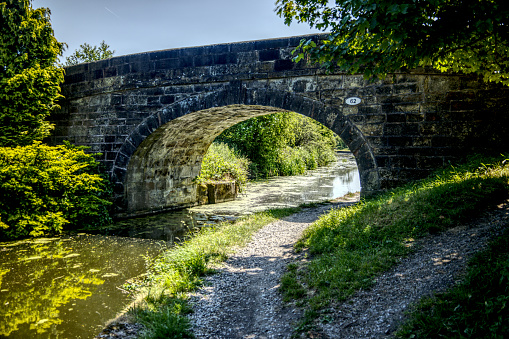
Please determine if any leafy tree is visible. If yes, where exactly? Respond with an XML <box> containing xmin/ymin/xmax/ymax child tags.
<box><xmin>64</xmin><ymin>40</ymin><xmax>115</xmax><ymax>66</ymax></box>
<box><xmin>0</xmin><ymin>0</ymin><xmax>64</xmax><ymax>147</ymax></box>
<box><xmin>0</xmin><ymin>2</ymin><xmax>113</xmax><ymax>240</ymax></box>
<box><xmin>276</xmin><ymin>0</ymin><xmax>509</xmax><ymax>85</ymax></box>
<box><xmin>217</xmin><ymin>112</ymin><xmax>298</xmax><ymax>177</ymax></box>
<box><xmin>292</xmin><ymin>113</ymin><xmax>340</xmax><ymax>169</ymax></box>
<box><xmin>216</xmin><ymin>112</ymin><xmax>338</xmax><ymax>177</ymax></box>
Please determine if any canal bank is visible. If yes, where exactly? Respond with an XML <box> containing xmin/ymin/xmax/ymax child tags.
<box><xmin>102</xmin><ymin>154</ymin><xmax>509</xmax><ymax>339</ymax></box>
<box><xmin>0</xmin><ymin>153</ymin><xmax>360</xmax><ymax>338</ymax></box>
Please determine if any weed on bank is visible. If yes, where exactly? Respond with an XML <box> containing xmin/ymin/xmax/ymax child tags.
<box><xmin>280</xmin><ymin>154</ymin><xmax>509</xmax><ymax>333</ymax></box>
<box><xmin>125</xmin><ymin>208</ymin><xmax>299</xmax><ymax>338</ymax></box>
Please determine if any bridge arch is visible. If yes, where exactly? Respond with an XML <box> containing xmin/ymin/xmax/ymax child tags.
<box><xmin>53</xmin><ymin>35</ymin><xmax>509</xmax><ymax>218</ymax></box>
<box><xmin>112</xmin><ymin>88</ymin><xmax>377</xmax><ymax>216</ymax></box>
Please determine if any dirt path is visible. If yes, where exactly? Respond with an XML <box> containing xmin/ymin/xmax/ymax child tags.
<box><xmin>188</xmin><ymin>200</ymin><xmax>357</xmax><ymax>338</ymax></box>
<box><xmin>188</xmin><ymin>198</ymin><xmax>509</xmax><ymax>338</ymax></box>
<box><xmin>97</xmin><ymin>197</ymin><xmax>508</xmax><ymax>338</ymax></box>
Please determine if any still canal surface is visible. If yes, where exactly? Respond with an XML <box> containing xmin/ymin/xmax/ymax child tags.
<box><xmin>0</xmin><ymin>153</ymin><xmax>360</xmax><ymax>338</ymax></box>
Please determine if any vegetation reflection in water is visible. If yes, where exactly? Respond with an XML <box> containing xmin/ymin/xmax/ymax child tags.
<box><xmin>190</xmin><ymin>152</ymin><xmax>361</xmax><ymax>216</ymax></box>
<box><xmin>0</xmin><ymin>235</ymin><xmax>166</xmax><ymax>338</ymax></box>
<box><xmin>98</xmin><ymin>154</ymin><xmax>360</xmax><ymax>241</ymax></box>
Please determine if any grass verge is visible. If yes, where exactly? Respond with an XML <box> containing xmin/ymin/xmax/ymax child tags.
<box><xmin>280</xmin><ymin>154</ymin><xmax>509</xmax><ymax>334</ymax></box>
<box><xmin>124</xmin><ymin>207</ymin><xmax>300</xmax><ymax>338</ymax></box>
<box><xmin>395</xmin><ymin>224</ymin><xmax>509</xmax><ymax>338</ymax></box>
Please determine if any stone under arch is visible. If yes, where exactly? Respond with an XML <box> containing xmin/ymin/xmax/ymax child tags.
<box><xmin>112</xmin><ymin>88</ymin><xmax>377</xmax><ymax>217</ymax></box>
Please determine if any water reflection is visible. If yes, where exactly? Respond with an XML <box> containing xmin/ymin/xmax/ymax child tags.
<box><xmin>97</xmin><ymin>209</ymin><xmax>205</xmax><ymax>242</ymax></box>
<box><xmin>0</xmin><ymin>152</ymin><xmax>359</xmax><ymax>338</ymax></box>
<box><xmin>99</xmin><ymin>153</ymin><xmax>360</xmax><ymax>240</ymax></box>
<box><xmin>0</xmin><ymin>235</ymin><xmax>166</xmax><ymax>338</ymax></box>
<box><xmin>190</xmin><ymin>152</ymin><xmax>360</xmax><ymax>216</ymax></box>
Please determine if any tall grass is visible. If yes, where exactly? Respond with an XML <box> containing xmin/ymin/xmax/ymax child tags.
<box><xmin>126</xmin><ymin>207</ymin><xmax>300</xmax><ymax>338</ymax></box>
<box><xmin>280</xmin><ymin>154</ymin><xmax>509</xmax><ymax>332</ymax></box>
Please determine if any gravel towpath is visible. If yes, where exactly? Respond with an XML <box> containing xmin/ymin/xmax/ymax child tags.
<box><xmin>97</xmin><ymin>197</ymin><xmax>508</xmax><ymax>338</ymax></box>
<box><xmin>188</xmin><ymin>201</ymin><xmax>355</xmax><ymax>338</ymax></box>
<box><xmin>188</xmin><ymin>198</ymin><xmax>509</xmax><ymax>338</ymax></box>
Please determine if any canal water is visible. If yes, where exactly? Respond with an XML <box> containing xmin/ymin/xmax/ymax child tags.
<box><xmin>0</xmin><ymin>153</ymin><xmax>360</xmax><ymax>338</ymax></box>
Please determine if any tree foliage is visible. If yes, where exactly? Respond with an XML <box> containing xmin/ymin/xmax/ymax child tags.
<box><xmin>64</xmin><ymin>40</ymin><xmax>115</xmax><ymax>66</ymax></box>
<box><xmin>0</xmin><ymin>0</ymin><xmax>64</xmax><ymax>147</ymax></box>
<box><xmin>217</xmin><ymin>112</ymin><xmax>295</xmax><ymax>177</ymax></box>
<box><xmin>216</xmin><ymin>112</ymin><xmax>339</xmax><ymax>178</ymax></box>
<box><xmin>276</xmin><ymin>0</ymin><xmax>509</xmax><ymax>85</ymax></box>
<box><xmin>0</xmin><ymin>142</ymin><xmax>112</xmax><ymax>240</ymax></box>
<box><xmin>0</xmin><ymin>1</ymin><xmax>113</xmax><ymax>240</ymax></box>
<box><xmin>0</xmin><ymin>243</ymin><xmax>104</xmax><ymax>336</ymax></box>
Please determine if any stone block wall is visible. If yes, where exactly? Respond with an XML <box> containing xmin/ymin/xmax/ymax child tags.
<box><xmin>197</xmin><ymin>181</ymin><xmax>239</xmax><ymax>205</ymax></box>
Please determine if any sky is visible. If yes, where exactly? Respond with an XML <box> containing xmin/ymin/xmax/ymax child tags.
<box><xmin>32</xmin><ymin>0</ymin><xmax>322</xmax><ymax>59</ymax></box>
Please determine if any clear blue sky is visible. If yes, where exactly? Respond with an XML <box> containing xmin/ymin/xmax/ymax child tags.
<box><xmin>32</xmin><ymin>0</ymin><xmax>321</xmax><ymax>59</ymax></box>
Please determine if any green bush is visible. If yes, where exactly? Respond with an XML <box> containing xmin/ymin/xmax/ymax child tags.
<box><xmin>0</xmin><ymin>141</ymin><xmax>112</xmax><ymax>240</ymax></box>
<box><xmin>195</xmin><ymin>142</ymin><xmax>250</xmax><ymax>187</ymax></box>
<box><xmin>216</xmin><ymin>112</ymin><xmax>340</xmax><ymax>178</ymax></box>
<box><xmin>277</xmin><ymin>146</ymin><xmax>308</xmax><ymax>176</ymax></box>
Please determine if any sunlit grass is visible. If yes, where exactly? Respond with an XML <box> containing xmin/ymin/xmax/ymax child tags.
<box><xmin>280</xmin><ymin>154</ymin><xmax>509</xmax><ymax>332</ymax></box>
<box><xmin>131</xmin><ymin>294</ymin><xmax>193</xmax><ymax>339</ymax></box>
<box><xmin>126</xmin><ymin>207</ymin><xmax>300</xmax><ymax>338</ymax></box>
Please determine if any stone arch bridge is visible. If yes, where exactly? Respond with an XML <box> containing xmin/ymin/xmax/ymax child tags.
<box><xmin>51</xmin><ymin>34</ymin><xmax>509</xmax><ymax>217</ymax></box>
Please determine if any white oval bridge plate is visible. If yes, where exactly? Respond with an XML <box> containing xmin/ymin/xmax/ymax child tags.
<box><xmin>345</xmin><ymin>97</ymin><xmax>362</xmax><ymax>106</ymax></box>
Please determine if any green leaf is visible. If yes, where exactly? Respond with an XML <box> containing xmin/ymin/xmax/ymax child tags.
<box><xmin>275</xmin><ymin>0</ymin><xmax>509</xmax><ymax>85</ymax></box>
<box><xmin>0</xmin><ymin>0</ymin><xmax>64</xmax><ymax>147</ymax></box>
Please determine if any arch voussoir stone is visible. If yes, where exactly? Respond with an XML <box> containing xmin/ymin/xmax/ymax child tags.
<box><xmin>110</xmin><ymin>87</ymin><xmax>377</xmax><ymax>216</ymax></box>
